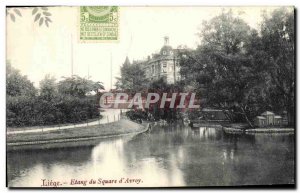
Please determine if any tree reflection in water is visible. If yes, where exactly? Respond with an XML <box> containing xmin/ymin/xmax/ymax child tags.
<box><xmin>7</xmin><ymin>124</ymin><xmax>294</xmax><ymax>187</ymax></box>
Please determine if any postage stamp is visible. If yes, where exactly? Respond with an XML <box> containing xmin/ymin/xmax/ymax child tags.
<box><xmin>79</xmin><ymin>6</ymin><xmax>119</xmax><ymax>42</ymax></box>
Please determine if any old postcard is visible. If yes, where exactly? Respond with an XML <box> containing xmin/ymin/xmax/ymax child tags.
<box><xmin>6</xmin><ymin>6</ymin><xmax>295</xmax><ymax>188</ymax></box>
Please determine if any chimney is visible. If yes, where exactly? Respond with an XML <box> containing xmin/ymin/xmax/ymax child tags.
<box><xmin>164</xmin><ymin>36</ymin><xmax>169</xmax><ymax>46</ymax></box>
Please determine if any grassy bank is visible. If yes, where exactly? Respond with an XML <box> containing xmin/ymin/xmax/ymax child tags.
<box><xmin>7</xmin><ymin>117</ymin><xmax>102</xmax><ymax>132</ymax></box>
<box><xmin>7</xmin><ymin>119</ymin><xmax>146</xmax><ymax>144</ymax></box>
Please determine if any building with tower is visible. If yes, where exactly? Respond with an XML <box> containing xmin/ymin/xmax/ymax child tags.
<box><xmin>124</xmin><ymin>36</ymin><xmax>182</xmax><ymax>84</ymax></box>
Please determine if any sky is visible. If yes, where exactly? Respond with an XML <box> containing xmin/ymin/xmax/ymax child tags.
<box><xmin>6</xmin><ymin>6</ymin><xmax>288</xmax><ymax>90</ymax></box>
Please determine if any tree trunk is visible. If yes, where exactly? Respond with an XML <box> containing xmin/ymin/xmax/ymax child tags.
<box><xmin>241</xmin><ymin>107</ymin><xmax>254</xmax><ymax>128</ymax></box>
<box><xmin>287</xmin><ymin>108</ymin><xmax>295</xmax><ymax>126</ymax></box>
<box><xmin>286</xmin><ymin>97</ymin><xmax>295</xmax><ymax>126</ymax></box>
<box><xmin>223</xmin><ymin>110</ymin><xmax>233</xmax><ymax>122</ymax></box>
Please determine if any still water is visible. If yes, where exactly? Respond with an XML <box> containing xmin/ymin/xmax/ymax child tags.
<box><xmin>7</xmin><ymin>124</ymin><xmax>294</xmax><ymax>187</ymax></box>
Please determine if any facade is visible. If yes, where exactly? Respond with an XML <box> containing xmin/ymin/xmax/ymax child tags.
<box><xmin>126</xmin><ymin>36</ymin><xmax>181</xmax><ymax>84</ymax></box>
<box><xmin>261</xmin><ymin>111</ymin><xmax>275</xmax><ymax>125</ymax></box>
<box><xmin>274</xmin><ymin>115</ymin><xmax>283</xmax><ymax>125</ymax></box>
<box><xmin>254</xmin><ymin>116</ymin><xmax>267</xmax><ymax>127</ymax></box>
<box><xmin>254</xmin><ymin>111</ymin><xmax>283</xmax><ymax>127</ymax></box>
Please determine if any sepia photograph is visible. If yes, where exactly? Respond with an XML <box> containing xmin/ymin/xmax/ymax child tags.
<box><xmin>5</xmin><ymin>5</ymin><xmax>295</xmax><ymax>188</ymax></box>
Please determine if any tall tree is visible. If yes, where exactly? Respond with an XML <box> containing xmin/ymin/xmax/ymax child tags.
<box><xmin>39</xmin><ymin>74</ymin><xmax>57</xmax><ymax>101</ymax></box>
<box><xmin>6</xmin><ymin>62</ymin><xmax>38</xmax><ymax>126</ymax></box>
<box><xmin>259</xmin><ymin>8</ymin><xmax>295</xmax><ymax>125</ymax></box>
<box><xmin>115</xmin><ymin>60</ymin><xmax>149</xmax><ymax>94</ymax></box>
<box><xmin>179</xmin><ymin>8</ymin><xmax>295</xmax><ymax>127</ymax></box>
<box><xmin>180</xmin><ymin>10</ymin><xmax>263</xmax><ymax>126</ymax></box>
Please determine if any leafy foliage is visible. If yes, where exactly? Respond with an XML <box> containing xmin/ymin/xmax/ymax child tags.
<box><xmin>6</xmin><ymin>62</ymin><xmax>37</xmax><ymax>97</ymax></box>
<box><xmin>179</xmin><ymin>9</ymin><xmax>295</xmax><ymax>126</ymax></box>
<box><xmin>6</xmin><ymin>64</ymin><xmax>104</xmax><ymax>127</ymax></box>
<box><xmin>259</xmin><ymin>8</ymin><xmax>295</xmax><ymax>125</ymax></box>
<box><xmin>58</xmin><ymin>75</ymin><xmax>104</xmax><ymax>97</ymax></box>
<box><xmin>7</xmin><ymin>7</ymin><xmax>52</xmax><ymax>27</ymax></box>
<box><xmin>115</xmin><ymin>61</ymin><xmax>149</xmax><ymax>94</ymax></box>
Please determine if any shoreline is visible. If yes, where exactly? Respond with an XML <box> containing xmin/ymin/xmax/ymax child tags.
<box><xmin>7</xmin><ymin>117</ymin><xmax>102</xmax><ymax>132</ymax></box>
<box><xmin>245</xmin><ymin>128</ymin><xmax>294</xmax><ymax>134</ymax></box>
<box><xmin>7</xmin><ymin>109</ymin><xmax>128</xmax><ymax>133</ymax></box>
<box><xmin>190</xmin><ymin>121</ymin><xmax>294</xmax><ymax>135</ymax></box>
<box><xmin>7</xmin><ymin>119</ymin><xmax>149</xmax><ymax>151</ymax></box>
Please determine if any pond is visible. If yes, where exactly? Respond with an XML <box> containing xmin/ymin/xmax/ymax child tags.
<box><xmin>7</xmin><ymin>123</ymin><xmax>295</xmax><ymax>187</ymax></box>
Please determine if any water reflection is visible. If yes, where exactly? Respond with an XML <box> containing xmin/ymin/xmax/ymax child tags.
<box><xmin>191</xmin><ymin>127</ymin><xmax>222</xmax><ymax>141</ymax></box>
<box><xmin>7</xmin><ymin>124</ymin><xmax>294</xmax><ymax>187</ymax></box>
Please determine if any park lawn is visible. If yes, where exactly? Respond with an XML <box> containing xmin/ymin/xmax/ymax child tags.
<box><xmin>7</xmin><ymin>119</ymin><xmax>144</xmax><ymax>143</ymax></box>
<box><xmin>6</xmin><ymin>117</ymin><xmax>102</xmax><ymax>132</ymax></box>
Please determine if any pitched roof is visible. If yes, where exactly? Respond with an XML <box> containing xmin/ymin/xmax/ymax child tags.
<box><xmin>261</xmin><ymin>111</ymin><xmax>275</xmax><ymax>116</ymax></box>
<box><xmin>256</xmin><ymin>116</ymin><xmax>266</xmax><ymax>119</ymax></box>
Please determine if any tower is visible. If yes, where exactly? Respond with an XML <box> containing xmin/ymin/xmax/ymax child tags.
<box><xmin>164</xmin><ymin>36</ymin><xmax>169</xmax><ymax>46</ymax></box>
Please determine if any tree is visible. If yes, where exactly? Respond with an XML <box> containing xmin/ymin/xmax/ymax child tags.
<box><xmin>58</xmin><ymin>75</ymin><xmax>104</xmax><ymax>97</ymax></box>
<box><xmin>115</xmin><ymin>61</ymin><xmax>149</xmax><ymax>94</ymax></box>
<box><xmin>6</xmin><ymin>62</ymin><xmax>37</xmax><ymax>97</ymax></box>
<box><xmin>180</xmin><ymin>10</ymin><xmax>264</xmax><ymax>127</ymax></box>
<box><xmin>39</xmin><ymin>74</ymin><xmax>57</xmax><ymax>101</ymax></box>
<box><xmin>91</xmin><ymin>81</ymin><xmax>105</xmax><ymax>94</ymax></box>
<box><xmin>6</xmin><ymin>62</ymin><xmax>38</xmax><ymax>126</ymax></box>
<box><xmin>36</xmin><ymin>75</ymin><xmax>61</xmax><ymax>125</ymax></box>
<box><xmin>146</xmin><ymin>78</ymin><xmax>184</xmax><ymax>122</ymax></box>
<box><xmin>6</xmin><ymin>66</ymin><xmax>103</xmax><ymax>127</ymax></box>
<box><xmin>258</xmin><ymin>8</ymin><xmax>295</xmax><ymax>125</ymax></box>
<box><xmin>179</xmin><ymin>8</ymin><xmax>295</xmax><ymax>127</ymax></box>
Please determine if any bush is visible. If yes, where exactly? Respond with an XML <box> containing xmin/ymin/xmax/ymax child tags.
<box><xmin>6</xmin><ymin>94</ymin><xmax>100</xmax><ymax>127</ymax></box>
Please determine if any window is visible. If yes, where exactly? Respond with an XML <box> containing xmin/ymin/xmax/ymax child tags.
<box><xmin>163</xmin><ymin>51</ymin><xmax>166</xmax><ymax>55</ymax></box>
<box><xmin>162</xmin><ymin>62</ymin><xmax>167</xmax><ymax>73</ymax></box>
